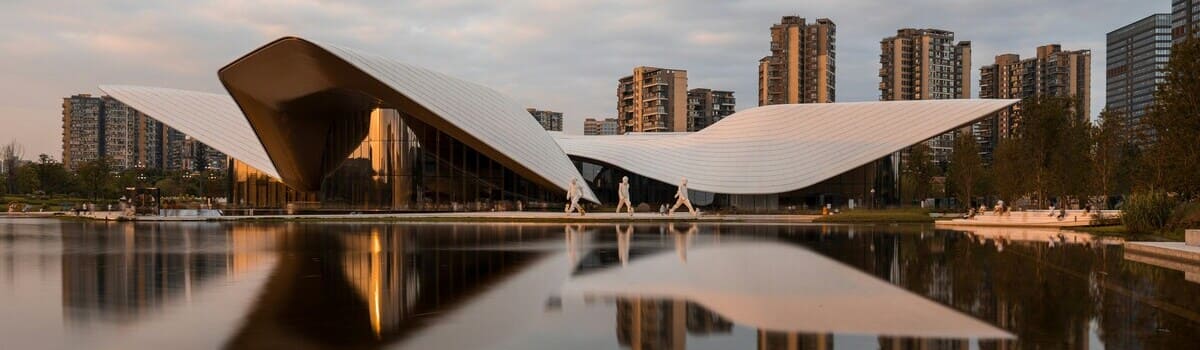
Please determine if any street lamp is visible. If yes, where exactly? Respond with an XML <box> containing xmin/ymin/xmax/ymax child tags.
<box><xmin>870</xmin><ymin>188</ymin><xmax>876</xmax><ymax>210</ymax></box>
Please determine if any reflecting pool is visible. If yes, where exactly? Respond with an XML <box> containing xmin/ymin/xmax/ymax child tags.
<box><xmin>1</xmin><ymin>218</ymin><xmax>1198</xmax><ymax>349</ymax></box>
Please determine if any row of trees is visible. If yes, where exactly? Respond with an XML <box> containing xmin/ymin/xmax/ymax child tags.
<box><xmin>1</xmin><ymin>154</ymin><xmax>227</xmax><ymax>201</ymax></box>
<box><xmin>907</xmin><ymin>36</ymin><xmax>1199</xmax><ymax>211</ymax></box>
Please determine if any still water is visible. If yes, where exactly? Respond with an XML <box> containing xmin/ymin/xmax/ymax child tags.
<box><xmin>1</xmin><ymin>218</ymin><xmax>1198</xmax><ymax>349</ymax></box>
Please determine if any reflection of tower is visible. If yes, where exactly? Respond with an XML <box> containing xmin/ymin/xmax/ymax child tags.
<box><xmin>60</xmin><ymin>223</ymin><xmax>277</xmax><ymax>325</ymax></box>
<box><xmin>616</xmin><ymin>298</ymin><xmax>687</xmax><ymax>350</ymax></box>
<box><xmin>341</xmin><ymin>227</ymin><xmax>419</xmax><ymax>338</ymax></box>
<box><xmin>757</xmin><ymin>330</ymin><xmax>833</xmax><ymax>350</ymax></box>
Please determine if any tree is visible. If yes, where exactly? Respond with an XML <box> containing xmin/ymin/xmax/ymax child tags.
<box><xmin>991</xmin><ymin>138</ymin><xmax>1028</xmax><ymax>206</ymax></box>
<box><xmin>2</xmin><ymin>140</ymin><xmax>23</xmax><ymax>194</ymax></box>
<box><xmin>948</xmin><ymin>131</ymin><xmax>984</xmax><ymax>209</ymax></box>
<box><xmin>1017</xmin><ymin>95</ymin><xmax>1090</xmax><ymax>207</ymax></box>
<box><xmin>1143</xmin><ymin>36</ymin><xmax>1200</xmax><ymax>199</ymax></box>
<box><xmin>14</xmin><ymin>165</ymin><xmax>39</xmax><ymax>194</ymax></box>
<box><xmin>1092</xmin><ymin>109</ymin><xmax>1129</xmax><ymax>208</ymax></box>
<box><xmin>902</xmin><ymin>143</ymin><xmax>936</xmax><ymax>204</ymax></box>
<box><xmin>1053</xmin><ymin>105</ymin><xmax>1093</xmax><ymax>206</ymax></box>
<box><xmin>33</xmin><ymin>155</ymin><xmax>74</xmax><ymax>195</ymax></box>
<box><xmin>76</xmin><ymin>157</ymin><xmax>113</xmax><ymax>200</ymax></box>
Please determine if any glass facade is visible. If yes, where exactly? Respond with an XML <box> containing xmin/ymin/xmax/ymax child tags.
<box><xmin>230</xmin><ymin>109</ymin><xmax>564</xmax><ymax>212</ymax></box>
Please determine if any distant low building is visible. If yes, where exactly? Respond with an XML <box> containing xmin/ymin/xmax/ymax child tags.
<box><xmin>526</xmin><ymin>108</ymin><xmax>563</xmax><ymax>132</ymax></box>
<box><xmin>584</xmin><ymin>118</ymin><xmax>620</xmax><ymax>135</ymax></box>
<box><xmin>687</xmin><ymin>89</ymin><xmax>735</xmax><ymax>131</ymax></box>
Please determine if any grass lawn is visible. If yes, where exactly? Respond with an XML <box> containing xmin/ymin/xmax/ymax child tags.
<box><xmin>812</xmin><ymin>208</ymin><xmax>933</xmax><ymax>224</ymax></box>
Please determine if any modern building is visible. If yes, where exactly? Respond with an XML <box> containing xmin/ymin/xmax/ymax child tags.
<box><xmin>526</xmin><ymin>108</ymin><xmax>563</xmax><ymax>132</ymax></box>
<box><xmin>99</xmin><ymin>36</ymin><xmax>1015</xmax><ymax>212</ymax></box>
<box><xmin>758</xmin><ymin>16</ymin><xmax>835</xmax><ymax>106</ymax></box>
<box><xmin>583</xmin><ymin>118</ymin><xmax>620</xmax><ymax>136</ymax></box>
<box><xmin>879</xmin><ymin>28</ymin><xmax>972</xmax><ymax>165</ymax></box>
<box><xmin>558</xmin><ymin>100</ymin><xmax>1014</xmax><ymax>211</ymax></box>
<box><xmin>618</xmin><ymin>66</ymin><xmax>689</xmax><ymax>133</ymax></box>
<box><xmin>1174</xmin><ymin>0</ymin><xmax>1200</xmax><ymax>44</ymax></box>
<box><xmin>1107</xmin><ymin>14</ymin><xmax>1173</xmax><ymax>141</ymax></box>
<box><xmin>686</xmin><ymin>89</ymin><xmax>735</xmax><ymax>131</ymax></box>
<box><xmin>979</xmin><ymin>44</ymin><xmax>1092</xmax><ymax>146</ymax></box>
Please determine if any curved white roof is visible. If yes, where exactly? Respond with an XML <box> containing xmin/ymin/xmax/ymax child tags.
<box><xmin>98</xmin><ymin>85</ymin><xmax>281</xmax><ymax>179</ymax></box>
<box><xmin>215</xmin><ymin>37</ymin><xmax>596</xmax><ymax>202</ymax></box>
<box><xmin>312</xmin><ymin>40</ymin><xmax>597</xmax><ymax>203</ymax></box>
<box><xmin>556</xmin><ymin>99</ymin><xmax>1017</xmax><ymax>194</ymax></box>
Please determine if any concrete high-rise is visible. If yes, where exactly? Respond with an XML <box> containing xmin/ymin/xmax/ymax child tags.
<box><xmin>1107</xmin><ymin>14</ymin><xmax>1173</xmax><ymax>141</ymax></box>
<box><xmin>584</xmin><ymin>118</ymin><xmax>620</xmax><ymax>136</ymax></box>
<box><xmin>758</xmin><ymin>16</ymin><xmax>835</xmax><ymax>106</ymax></box>
<box><xmin>1174</xmin><ymin>0</ymin><xmax>1200</xmax><ymax>44</ymax></box>
<box><xmin>62</xmin><ymin>94</ymin><xmax>225</xmax><ymax>171</ymax></box>
<box><xmin>979</xmin><ymin>44</ymin><xmax>1091</xmax><ymax>145</ymax></box>
<box><xmin>526</xmin><ymin>108</ymin><xmax>563</xmax><ymax>132</ymax></box>
<box><xmin>101</xmin><ymin>98</ymin><xmax>169</xmax><ymax>169</ymax></box>
<box><xmin>686</xmin><ymin>89</ymin><xmax>735</xmax><ymax>131</ymax></box>
<box><xmin>62</xmin><ymin>94</ymin><xmax>105</xmax><ymax>170</ymax></box>
<box><xmin>618</xmin><ymin>66</ymin><xmax>688</xmax><ymax>133</ymax></box>
<box><xmin>879</xmin><ymin>28</ymin><xmax>971</xmax><ymax>165</ymax></box>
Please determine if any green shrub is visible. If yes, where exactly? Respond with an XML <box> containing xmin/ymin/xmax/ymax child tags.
<box><xmin>1122</xmin><ymin>190</ymin><xmax>1175</xmax><ymax>234</ymax></box>
<box><xmin>1168</xmin><ymin>201</ymin><xmax>1200</xmax><ymax>231</ymax></box>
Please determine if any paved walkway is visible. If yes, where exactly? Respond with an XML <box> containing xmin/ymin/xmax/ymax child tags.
<box><xmin>63</xmin><ymin>211</ymin><xmax>821</xmax><ymax>223</ymax></box>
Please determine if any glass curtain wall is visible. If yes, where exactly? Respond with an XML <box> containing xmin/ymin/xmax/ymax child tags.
<box><xmin>232</xmin><ymin>108</ymin><xmax>563</xmax><ymax>211</ymax></box>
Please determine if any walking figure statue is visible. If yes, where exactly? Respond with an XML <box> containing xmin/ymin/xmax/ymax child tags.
<box><xmin>566</xmin><ymin>178</ymin><xmax>586</xmax><ymax>216</ymax></box>
<box><xmin>668</xmin><ymin>177</ymin><xmax>697</xmax><ymax>217</ymax></box>
<box><xmin>615</xmin><ymin>176</ymin><xmax>634</xmax><ymax>215</ymax></box>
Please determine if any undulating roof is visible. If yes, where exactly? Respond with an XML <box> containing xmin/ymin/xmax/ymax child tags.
<box><xmin>99</xmin><ymin>85</ymin><xmax>281</xmax><ymax>179</ymax></box>
<box><xmin>217</xmin><ymin>37</ymin><xmax>596</xmax><ymax>202</ymax></box>
<box><xmin>555</xmin><ymin>99</ymin><xmax>1018</xmax><ymax>195</ymax></box>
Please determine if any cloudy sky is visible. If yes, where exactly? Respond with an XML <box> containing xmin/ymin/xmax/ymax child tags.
<box><xmin>0</xmin><ymin>0</ymin><xmax>1170</xmax><ymax>158</ymax></box>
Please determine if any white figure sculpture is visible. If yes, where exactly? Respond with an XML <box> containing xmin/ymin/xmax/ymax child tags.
<box><xmin>668</xmin><ymin>177</ymin><xmax>697</xmax><ymax>216</ymax></box>
<box><xmin>566</xmin><ymin>178</ymin><xmax>586</xmax><ymax>216</ymax></box>
<box><xmin>615</xmin><ymin>176</ymin><xmax>634</xmax><ymax>215</ymax></box>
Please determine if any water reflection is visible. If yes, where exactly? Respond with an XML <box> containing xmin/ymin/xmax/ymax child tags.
<box><xmin>2</xmin><ymin>219</ymin><xmax>1200</xmax><ymax>349</ymax></box>
<box><xmin>61</xmin><ymin>223</ymin><xmax>278</xmax><ymax>326</ymax></box>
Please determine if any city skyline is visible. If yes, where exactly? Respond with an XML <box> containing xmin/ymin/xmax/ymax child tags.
<box><xmin>0</xmin><ymin>0</ymin><xmax>1172</xmax><ymax>157</ymax></box>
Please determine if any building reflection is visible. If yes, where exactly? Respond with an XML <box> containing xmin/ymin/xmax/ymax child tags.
<box><xmin>60</xmin><ymin>223</ymin><xmax>280</xmax><ymax>325</ymax></box>
<box><xmin>224</xmin><ymin>223</ymin><xmax>565</xmax><ymax>348</ymax></box>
